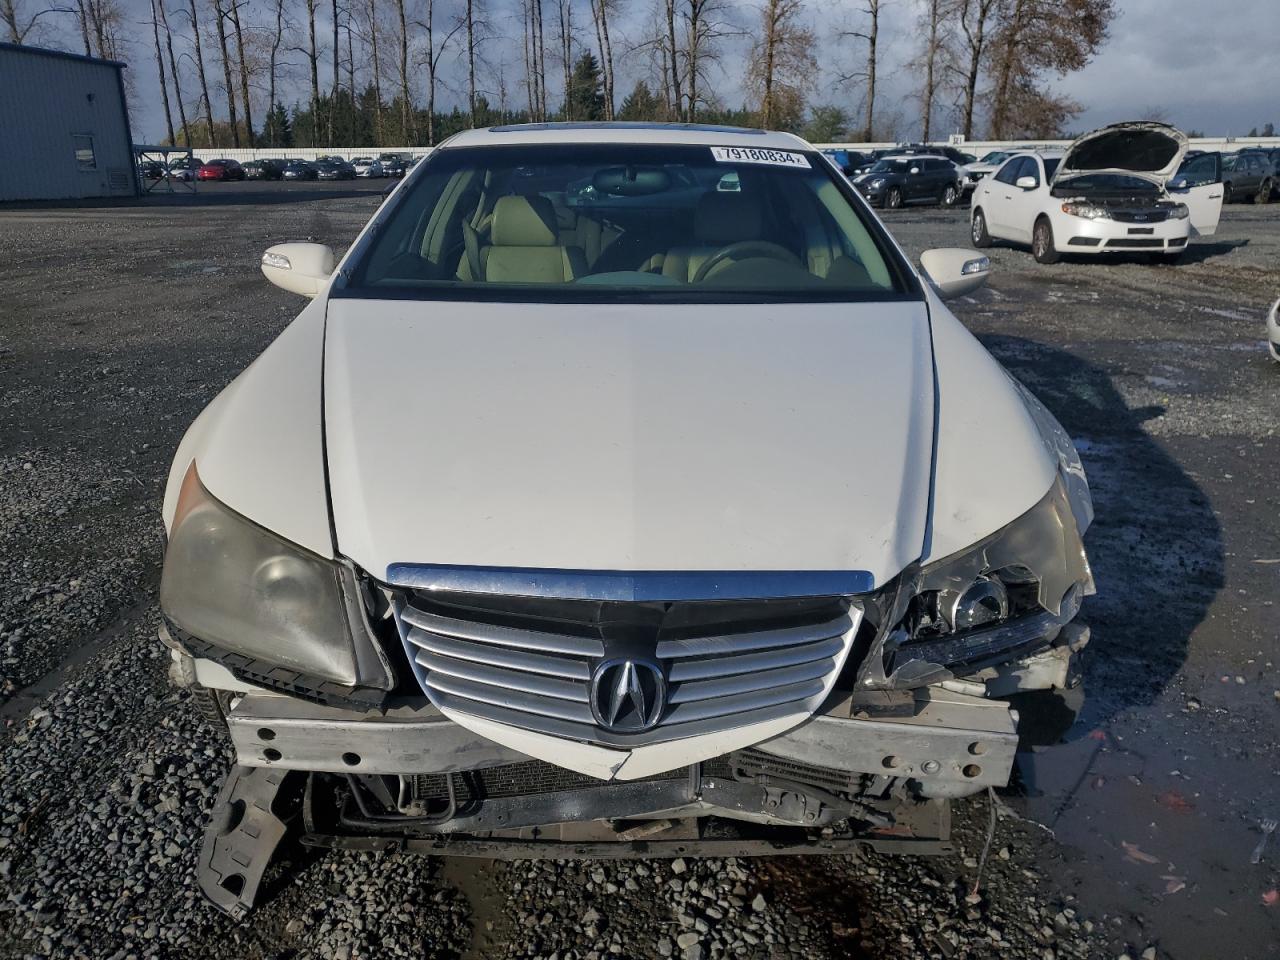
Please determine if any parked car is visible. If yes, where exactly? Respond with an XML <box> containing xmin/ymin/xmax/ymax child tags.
<box><xmin>282</xmin><ymin>160</ymin><xmax>319</xmax><ymax>181</ymax></box>
<box><xmin>970</xmin><ymin>122</ymin><xmax>1223</xmax><ymax>264</ymax></box>
<box><xmin>160</xmin><ymin>122</ymin><xmax>1095</xmax><ymax>919</ymax></box>
<box><xmin>1219</xmin><ymin>152</ymin><xmax>1274</xmax><ymax>204</ymax></box>
<box><xmin>960</xmin><ymin>150</ymin><xmax>1014</xmax><ymax>196</ymax></box>
<box><xmin>820</xmin><ymin>148</ymin><xmax>874</xmax><ymax>176</ymax></box>
<box><xmin>138</xmin><ymin>159</ymin><xmax>166</xmax><ymax>180</ymax></box>
<box><xmin>316</xmin><ymin>159</ymin><xmax>356</xmax><ymax>180</ymax></box>
<box><xmin>895</xmin><ymin>143</ymin><xmax>976</xmax><ymax>166</ymax></box>
<box><xmin>197</xmin><ymin>159</ymin><xmax>246</xmax><ymax>181</ymax></box>
<box><xmin>379</xmin><ymin>152</ymin><xmax>410</xmax><ymax>178</ymax></box>
<box><xmin>244</xmin><ymin>159</ymin><xmax>285</xmax><ymax>181</ymax></box>
<box><xmin>1267</xmin><ymin>297</ymin><xmax>1280</xmax><ymax>362</ymax></box>
<box><xmin>851</xmin><ymin>154</ymin><xmax>962</xmax><ymax>208</ymax></box>
<box><xmin>168</xmin><ymin>156</ymin><xmax>204</xmax><ymax>181</ymax></box>
<box><xmin>351</xmin><ymin>157</ymin><xmax>385</xmax><ymax>178</ymax></box>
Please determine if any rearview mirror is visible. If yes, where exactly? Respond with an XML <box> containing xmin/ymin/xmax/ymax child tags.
<box><xmin>1015</xmin><ymin>176</ymin><xmax>1038</xmax><ymax>190</ymax></box>
<box><xmin>260</xmin><ymin>242</ymin><xmax>336</xmax><ymax>298</ymax></box>
<box><xmin>919</xmin><ymin>248</ymin><xmax>990</xmax><ymax>300</ymax></box>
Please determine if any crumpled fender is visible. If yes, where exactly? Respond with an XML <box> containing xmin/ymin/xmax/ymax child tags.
<box><xmin>923</xmin><ymin>292</ymin><xmax>1060</xmax><ymax>564</ymax></box>
<box><xmin>162</xmin><ymin>298</ymin><xmax>333</xmax><ymax>558</ymax></box>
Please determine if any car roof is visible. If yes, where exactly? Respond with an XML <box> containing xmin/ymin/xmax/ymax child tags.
<box><xmin>442</xmin><ymin>121</ymin><xmax>810</xmax><ymax>151</ymax></box>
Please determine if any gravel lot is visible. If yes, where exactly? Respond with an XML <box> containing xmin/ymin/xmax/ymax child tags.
<box><xmin>0</xmin><ymin>181</ymin><xmax>1276</xmax><ymax>959</ymax></box>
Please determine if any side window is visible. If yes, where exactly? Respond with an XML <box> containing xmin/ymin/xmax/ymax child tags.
<box><xmin>993</xmin><ymin>158</ymin><xmax>1021</xmax><ymax>185</ymax></box>
<box><xmin>1022</xmin><ymin>158</ymin><xmax>1041</xmax><ymax>187</ymax></box>
<box><xmin>73</xmin><ymin>134</ymin><xmax>96</xmax><ymax>170</ymax></box>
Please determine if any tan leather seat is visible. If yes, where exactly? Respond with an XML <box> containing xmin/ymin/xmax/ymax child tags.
<box><xmin>660</xmin><ymin>193</ymin><xmax>766</xmax><ymax>283</ymax></box>
<box><xmin>480</xmin><ymin>196</ymin><xmax>587</xmax><ymax>283</ymax></box>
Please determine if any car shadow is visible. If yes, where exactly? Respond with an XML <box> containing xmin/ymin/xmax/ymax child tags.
<box><xmin>979</xmin><ymin>334</ymin><xmax>1224</xmax><ymax>739</ymax></box>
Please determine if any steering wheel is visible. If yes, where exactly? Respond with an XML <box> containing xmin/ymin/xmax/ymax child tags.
<box><xmin>691</xmin><ymin>241</ymin><xmax>801</xmax><ymax>283</ymax></box>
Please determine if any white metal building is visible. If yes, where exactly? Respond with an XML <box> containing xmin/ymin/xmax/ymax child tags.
<box><xmin>0</xmin><ymin>42</ymin><xmax>136</xmax><ymax>202</ymax></box>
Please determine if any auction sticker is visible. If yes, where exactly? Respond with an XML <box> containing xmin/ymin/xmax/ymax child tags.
<box><xmin>710</xmin><ymin>146</ymin><xmax>810</xmax><ymax>168</ymax></box>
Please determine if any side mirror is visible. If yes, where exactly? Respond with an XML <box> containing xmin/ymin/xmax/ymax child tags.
<box><xmin>909</xmin><ymin>166</ymin><xmax>921</xmax><ymax>176</ymax></box>
<box><xmin>920</xmin><ymin>248</ymin><xmax>991</xmax><ymax>301</ymax></box>
<box><xmin>1015</xmin><ymin>176</ymin><xmax>1038</xmax><ymax>190</ymax></box>
<box><xmin>260</xmin><ymin>242</ymin><xmax>336</xmax><ymax>298</ymax></box>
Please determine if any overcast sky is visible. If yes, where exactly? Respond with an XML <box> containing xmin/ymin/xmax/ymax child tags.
<box><xmin>103</xmin><ymin>0</ymin><xmax>1278</xmax><ymax>143</ymax></box>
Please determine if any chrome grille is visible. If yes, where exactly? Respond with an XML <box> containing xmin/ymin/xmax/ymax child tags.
<box><xmin>396</xmin><ymin>597</ymin><xmax>859</xmax><ymax>747</ymax></box>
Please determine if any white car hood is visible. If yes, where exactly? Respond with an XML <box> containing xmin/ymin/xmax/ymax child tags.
<box><xmin>1051</xmin><ymin>121</ymin><xmax>1188</xmax><ymax>189</ymax></box>
<box><xmin>323</xmin><ymin>298</ymin><xmax>935</xmax><ymax>588</ymax></box>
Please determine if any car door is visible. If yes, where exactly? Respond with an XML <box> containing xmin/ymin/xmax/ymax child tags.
<box><xmin>983</xmin><ymin>158</ymin><xmax>1023</xmax><ymax>237</ymax></box>
<box><xmin>1169</xmin><ymin>152</ymin><xmax>1223</xmax><ymax>237</ymax></box>
<box><xmin>1007</xmin><ymin>157</ymin><xmax>1047</xmax><ymax>243</ymax></box>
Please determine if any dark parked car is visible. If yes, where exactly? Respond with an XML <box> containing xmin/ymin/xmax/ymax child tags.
<box><xmin>1237</xmin><ymin>148</ymin><xmax>1280</xmax><ymax>198</ymax></box>
<box><xmin>851</xmin><ymin>155</ymin><xmax>962</xmax><ymax>209</ymax></box>
<box><xmin>820</xmin><ymin>148</ymin><xmax>875</xmax><ymax>177</ymax></box>
<box><xmin>244</xmin><ymin>159</ymin><xmax>285</xmax><ymax>180</ymax></box>
<box><xmin>893</xmin><ymin>143</ymin><xmax>976</xmax><ymax>166</ymax></box>
<box><xmin>1221</xmin><ymin>152</ymin><xmax>1274</xmax><ymax>203</ymax></box>
<box><xmin>281</xmin><ymin>160</ymin><xmax>319</xmax><ymax>181</ymax></box>
<box><xmin>315</xmin><ymin>159</ymin><xmax>356</xmax><ymax>180</ymax></box>
<box><xmin>197</xmin><ymin>158</ymin><xmax>246</xmax><ymax>181</ymax></box>
<box><xmin>138</xmin><ymin>160</ymin><xmax>166</xmax><ymax>180</ymax></box>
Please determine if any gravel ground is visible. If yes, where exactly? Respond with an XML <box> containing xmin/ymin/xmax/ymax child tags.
<box><xmin>0</xmin><ymin>182</ymin><xmax>1276</xmax><ymax>959</ymax></box>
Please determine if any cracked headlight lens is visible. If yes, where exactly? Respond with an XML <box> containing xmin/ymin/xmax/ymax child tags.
<box><xmin>160</xmin><ymin>462</ymin><xmax>360</xmax><ymax>685</ymax></box>
<box><xmin>858</xmin><ymin>476</ymin><xmax>1094</xmax><ymax>690</ymax></box>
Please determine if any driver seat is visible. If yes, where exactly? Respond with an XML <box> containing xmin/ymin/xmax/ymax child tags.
<box><xmin>660</xmin><ymin>193</ymin><xmax>765</xmax><ymax>283</ymax></box>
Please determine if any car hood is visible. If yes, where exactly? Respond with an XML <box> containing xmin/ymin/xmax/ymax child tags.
<box><xmin>323</xmin><ymin>298</ymin><xmax>935</xmax><ymax>588</ymax></box>
<box><xmin>1051</xmin><ymin>121</ymin><xmax>1188</xmax><ymax>189</ymax></box>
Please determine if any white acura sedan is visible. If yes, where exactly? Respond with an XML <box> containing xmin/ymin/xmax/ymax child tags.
<box><xmin>970</xmin><ymin>121</ymin><xmax>1223</xmax><ymax>264</ymax></box>
<box><xmin>158</xmin><ymin>123</ymin><xmax>1094</xmax><ymax>917</ymax></box>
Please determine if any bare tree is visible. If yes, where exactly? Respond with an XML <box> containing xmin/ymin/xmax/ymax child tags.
<box><xmin>76</xmin><ymin>0</ymin><xmax>126</xmax><ymax>60</ymax></box>
<box><xmin>146</xmin><ymin>0</ymin><xmax>176</xmax><ymax>143</ymax></box>
<box><xmin>587</xmin><ymin>0</ymin><xmax>615</xmax><ymax>119</ymax></box>
<box><xmin>3</xmin><ymin>0</ymin><xmax>72</xmax><ymax>44</ymax></box>
<box><xmin>840</xmin><ymin>0</ymin><xmax>883</xmax><ymax>140</ymax></box>
<box><xmin>554</xmin><ymin>0</ymin><xmax>571</xmax><ymax>119</ymax></box>
<box><xmin>183</xmin><ymin>0</ymin><xmax>217</xmax><ymax>145</ymax></box>
<box><xmin>521</xmin><ymin>0</ymin><xmax>549</xmax><ymax>120</ymax></box>
<box><xmin>265</xmin><ymin>0</ymin><xmax>288</xmax><ymax>143</ymax></box>
<box><xmin>952</xmin><ymin>0</ymin><xmax>997</xmax><ymax>139</ymax></box>
<box><xmin>915</xmin><ymin>0</ymin><xmax>952</xmax><ymax>141</ymax></box>
<box><xmin>416</xmin><ymin>0</ymin><xmax>465</xmax><ymax>144</ymax></box>
<box><xmin>330</xmin><ymin>0</ymin><xmax>339</xmax><ymax>144</ymax></box>
<box><xmin>679</xmin><ymin>0</ymin><xmax>735</xmax><ymax>122</ymax></box>
<box><xmin>392</xmin><ymin>0</ymin><xmax>410</xmax><ymax>140</ymax></box>
<box><xmin>748</xmin><ymin>0</ymin><xmax>814</xmax><ymax>129</ymax></box>
<box><xmin>359</xmin><ymin>0</ymin><xmax>384</xmax><ymax>141</ymax></box>
<box><xmin>228</xmin><ymin>0</ymin><xmax>253</xmax><ymax>144</ymax></box>
<box><xmin>156</xmin><ymin>0</ymin><xmax>191</xmax><ymax>145</ymax></box>
<box><xmin>210</xmin><ymin>0</ymin><xmax>240</xmax><ymax>146</ymax></box>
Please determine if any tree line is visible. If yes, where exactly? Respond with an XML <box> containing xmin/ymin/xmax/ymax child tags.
<box><xmin>2</xmin><ymin>0</ymin><xmax>1118</xmax><ymax>149</ymax></box>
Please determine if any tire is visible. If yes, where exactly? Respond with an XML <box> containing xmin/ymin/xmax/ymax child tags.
<box><xmin>971</xmin><ymin>207</ymin><xmax>993</xmax><ymax>248</ymax></box>
<box><xmin>1223</xmin><ymin>182</ymin><xmax>1234</xmax><ymax>204</ymax></box>
<box><xmin>941</xmin><ymin>184</ymin><xmax>959</xmax><ymax>207</ymax></box>
<box><xmin>1032</xmin><ymin>217</ymin><xmax>1059</xmax><ymax>264</ymax></box>
<box><xmin>885</xmin><ymin>186</ymin><xmax>903</xmax><ymax>210</ymax></box>
<box><xmin>1257</xmin><ymin>179</ymin><xmax>1274</xmax><ymax>204</ymax></box>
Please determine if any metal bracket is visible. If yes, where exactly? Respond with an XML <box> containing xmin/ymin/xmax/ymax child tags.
<box><xmin>198</xmin><ymin>765</ymin><xmax>296</xmax><ymax>920</ymax></box>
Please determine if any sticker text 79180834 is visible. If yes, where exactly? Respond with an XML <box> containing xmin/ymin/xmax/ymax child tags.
<box><xmin>710</xmin><ymin>146</ymin><xmax>811</xmax><ymax>169</ymax></box>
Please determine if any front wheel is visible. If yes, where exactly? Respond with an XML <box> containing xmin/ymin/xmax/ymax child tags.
<box><xmin>1257</xmin><ymin>179</ymin><xmax>1274</xmax><ymax>204</ymax></box>
<box><xmin>885</xmin><ymin>186</ymin><xmax>903</xmax><ymax>210</ymax></box>
<box><xmin>971</xmin><ymin>208</ymin><xmax>992</xmax><ymax>248</ymax></box>
<box><xmin>1032</xmin><ymin>217</ymin><xmax>1059</xmax><ymax>264</ymax></box>
<box><xmin>941</xmin><ymin>184</ymin><xmax>959</xmax><ymax>207</ymax></box>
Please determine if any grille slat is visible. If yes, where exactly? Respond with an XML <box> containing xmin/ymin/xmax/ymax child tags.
<box><xmin>655</xmin><ymin>614</ymin><xmax>851</xmax><ymax>659</ymax></box>
<box><xmin>414</xmin><ymin>649</ymin><xmax>590</xmax><ymax>702</ymax></box>
<box><xmin>396</xmin><ymin>593</ymin><xmax>860</xmax><ymax>747</ymax></box>
<box><xmin>667</xmin><ymin>657</ymin><xmax>838</xmax><ymax>704</ymax></box>
<box><xmin>407</xmin><ymin>626</ymin><xmax>590</xmax><ymax>680</ymax></box>
<box><xmin>667</xmin><ymin>635</ymin><xmax>845</xmax><ymax>682</ymax></box>
<box><xmin>401</xmin><ymin>606</ymin><xmax>606</xmax><ymax>657</ymax></box>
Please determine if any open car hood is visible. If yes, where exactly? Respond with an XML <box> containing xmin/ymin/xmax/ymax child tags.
<box><xmin>1050</xmin><ymin>121</ymin><xmax>1188</xmax><ymax>189</ymax></box>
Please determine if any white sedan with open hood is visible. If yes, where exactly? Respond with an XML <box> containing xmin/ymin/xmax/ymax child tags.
<box><xmin>970</xmin><ymin>121</ymin><xmax>1223</xmax><ymax>264</ymax></box>
<box><xmin>158</xmin><ymin>123</ymin><xmax>1094</xmax><ymax>917</ymax></box>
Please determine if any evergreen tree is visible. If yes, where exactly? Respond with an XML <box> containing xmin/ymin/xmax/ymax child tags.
<box><xmin>565</xmin><ymin>52</ymin><xmax>606</xmax><ymax>121</ymax></box>
<box><xmin>618</xmin><ymin>81</ymin><xmax>661</xmax><ymax>121</ymax></box>
<box><xmin>264</xmin><ymin>101</ymin><xmax>293</xmax><ymax>147</ymax></box>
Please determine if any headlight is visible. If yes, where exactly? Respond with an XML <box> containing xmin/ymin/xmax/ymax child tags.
<box><xmin>857</xmin><ymin>476</ymin><xmax>1093</xmax><ymax>690</ymax></box>
<box><xmin>1168</xmin><ymin>203</ymin><xmax>1189</xmax><ymax>219</ymax></box>
<box><xmin>869</xmin><ymin>178</ymin><xmax>885</xmax><ymax>188</ymax></box>
<box><xmin>161</xmin><ymin>463</ymin><xmax>377</xmax><ymax>687</ymax></box>
<box><xmin>1060</xmin><ymin>200</ymin><xmax>1111</xmax><ymax>220</ymax></box>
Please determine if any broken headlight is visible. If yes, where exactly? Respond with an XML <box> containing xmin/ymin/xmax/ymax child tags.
<box><xmin>858</xmin><ymin>476</ymin><xmax>1093</xmax><ymax>690</ymax></box>
<box><xmin>160</xmin><ymin>462</ymin><xmax>384</xmax><ymax>688</ymax></box>
<box><xmin>1060</xmin><ymin>200</ymin><xmax>1110</xmax><ymax>220</ymax></box>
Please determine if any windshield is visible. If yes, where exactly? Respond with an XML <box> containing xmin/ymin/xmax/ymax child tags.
<box><xmin>981</xmin><ymin>152</ymin><xmax>1008</xmax><ymax>164</ymax></box>
<box><xmin>342</xmin><ymin>143</ymin><xmax>912</xmax><ymax>302</ymax></box>
<box><xmin>869</xmin><ymin>159</ymin><xmax>912</xmax><ymax>174</ymax></box>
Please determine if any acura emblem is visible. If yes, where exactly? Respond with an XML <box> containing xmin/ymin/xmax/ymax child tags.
<box><xmin>590</xmin><ymin>659</ymin><xmax>666</xmax><ymax>732</ymax></box>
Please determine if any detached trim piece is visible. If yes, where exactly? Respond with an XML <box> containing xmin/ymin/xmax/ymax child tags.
<box><xmin>385</xmin><ymin>564</ymin><xmax>875</xmax><ymax>602</ymax></box>
<box><xmin>198</xmin><ymin>765</ymin><xmax>296</xmax><ymax>919</ymax></box>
